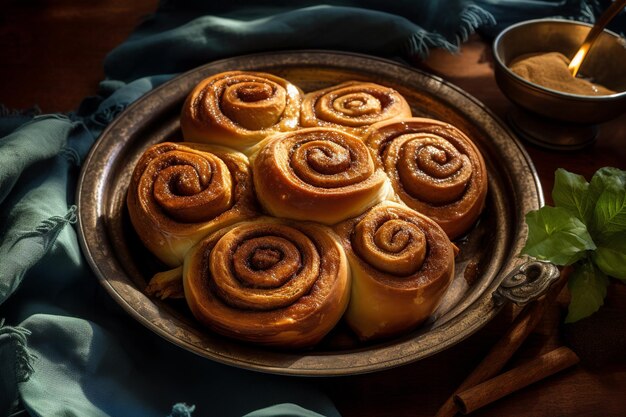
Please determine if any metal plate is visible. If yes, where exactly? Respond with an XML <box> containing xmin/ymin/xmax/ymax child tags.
<box><xmin>77</xmin><ymin>51</ymin><xmax>542</xmax><ymax>376</ymax></box>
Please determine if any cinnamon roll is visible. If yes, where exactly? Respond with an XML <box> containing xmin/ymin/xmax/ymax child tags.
<box><xmin>183</xmin><ymin>217</ymin><xmax>351</xmax><ymax>348</ymax></box>
<box><xmin>300</xmin><ymin>81</ymin><xmax>412</xmax><ymax>136</ymax></box>
<box><xmin>365</xmin><ymin>118</ymin><xmax>488</xmax><ymax>239</ymax></box>
<box><xmin>180</xmin><ymin>71</ymin><xmax>302</xmax><ymax>153</ymax></box>
<box><xmin>127</xmin><ymin>142</ymin><xmax>257</xmax><ymax>267</ymax></box>
<box><xmin>252</xmin><ymin>127</ymin><xmax>393</xmax><ymax>225</ymax></box>
<box><xmin>334</xmin><ymin>201</ymin><xmax>455</xmax><ymax>341</ymax></box>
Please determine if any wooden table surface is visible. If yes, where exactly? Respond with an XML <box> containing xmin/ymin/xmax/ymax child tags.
<box><xmin>1</xmin><ymin>2</ymin><xmax>625</xmax><ymax>416</ymax></box>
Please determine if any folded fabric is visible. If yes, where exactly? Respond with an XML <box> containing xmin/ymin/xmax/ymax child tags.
<box><xmin>475</xmin><ymin>0</ymin><xmax>626</xmax><ymax>37</ymax></box>
<box><xmin>104</xmin><ymin>1</ymin><xmax>496</xmax><ymax>81</ymax></box>
<box><xmin>0</xmin><ymin>1</ymin><xmax>620</xmax><ymax>416</ymax></box>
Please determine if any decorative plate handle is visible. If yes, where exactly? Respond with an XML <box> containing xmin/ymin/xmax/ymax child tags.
<box><xmin>493</xmin><ymin>258</ymin><xmax>560</xmax><ymax>306</ymax></box>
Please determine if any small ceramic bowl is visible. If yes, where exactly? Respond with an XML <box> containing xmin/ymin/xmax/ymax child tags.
<box><xmin>493</xmin><ymin>18</ymin><xmax>626</xmax><ymax>149</ymax></box>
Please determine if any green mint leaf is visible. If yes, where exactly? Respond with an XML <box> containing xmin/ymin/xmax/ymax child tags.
<box><xmin>565</xmin><ymin>260</ymin><xmax>609</xmax><ymax>323</ymax></box>
<box><xmin>593</xmin><ymin>180</ymin><xmax>626</xmax><ymax>238</ymax></box>
<box><xmin>588</xmin><ymin>167</ymin><xmax>626</xmax><ymax>235</ymax></box>
<box><xmin>592</xmin><ymin>232</ymin><xmax>626</xmax><ymax>281</ymax></box>
<box><xmin>552</xmin><ymin>168</ymin><xmax>590</xmax><ymax>222</ymax></box>
<box><xmin>582</xmin><ymin>170</ymin><xmax>606</xmax><ymax>229</ymax></box>
<box><xmin>523</xmin><ymin>206</ymin><xmax>596</xmax><ymax>265</ymax></box>
<box><xmin>593</xmin><ymin>167</ymin><xmax>626</xmax><ymax>183</ymax></box>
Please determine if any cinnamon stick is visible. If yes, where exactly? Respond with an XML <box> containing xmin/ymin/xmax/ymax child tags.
<box><xmin>453</xmin><ymin>346</ymin><xmax>580</xmax><ymax>414</ymax></box>
<box><xmin>434</xmin><ymin>266</ymin><xmax>571</xmax><ymax>417</ymax></box>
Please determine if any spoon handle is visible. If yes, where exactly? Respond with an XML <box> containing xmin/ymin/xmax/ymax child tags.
<box><xmin>569</xmin><ymin>0</ymin><xmax>626</xmax><ymax>76</ymax></box>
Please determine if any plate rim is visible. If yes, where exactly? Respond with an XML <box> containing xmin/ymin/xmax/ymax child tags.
<box><xmin>76</xmin><ymin>49</ymin><xmax>543</xmax><ymax>376</ymax></box>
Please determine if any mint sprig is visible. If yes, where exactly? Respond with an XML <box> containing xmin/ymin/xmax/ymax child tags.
<box><xmin>522</xmin><ymin>167</ymin><xmax>626</xmax><ymax>323</ymax></box>
<box><xmin>566</xmin><ymin>261</ymin><xmax>609</xmax><ymax>323</ymax></box>
<box><xmin>523</xmin><ymin>206</ymin><xmax>595</xmax><ymax>265</ymax></box>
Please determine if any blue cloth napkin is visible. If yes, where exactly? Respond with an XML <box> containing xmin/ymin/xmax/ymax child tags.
<box><xmin>0</xmin><ymin>1</ymin><xmax>621</xmax><ymax>416</ymax></box>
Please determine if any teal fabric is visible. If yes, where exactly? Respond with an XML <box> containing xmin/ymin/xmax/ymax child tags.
<box><xmin>0</xmin><ymin>1</ymin><xmax>621</xmax><ymax>416</ymax></box>
<box><xmin>18</xmin><ymin>314</ymin><xmax>338</xmax><ymax>417</ymax></box>
<box><xmin>104</xmin><ymin>1</ymin><xmax>496</xmax><ymax>81</ymax></box>
<box><xmin>0</xmin><ymin>321</ymin><xmax>34</xmax><ymax>416</ymax></box>
<box><xmin>476</xmin><ymin>0</ymin><xmax>626</xmax><ymax>37</ymax></box>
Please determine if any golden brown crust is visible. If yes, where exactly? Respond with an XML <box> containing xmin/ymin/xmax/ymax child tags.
<box><xmin>365</xmin><ymin>117</ymin><xmax>488</xmax><ymax>239</ymax></box>
<box><xmin>300</xmin><ymin>81</ymin><xmax>412</xmax><ymax>136</ymax></box>
<box><xmin>129</xmin><ymin>72</ymin><xmax>492</xmax><ymax>348</ymax></box>
<box><xmin>127</xmin><ymin>142</ymin><xmax>258</xmax><ymax>266</ymax></box>
<box><xmin>252</xmin><ymin>127</ymin><xmax>393</xmax><ymax>225</ymax></box>
<box><xmin>183</xmin><ymin>217</ymin><xmax>351</xmax><ymax>349</ymax></box>
<box><xmin>180</xmin><ymin>71</ymin><xmax>302</xmax><ymax>153</ymax></box>
<box><xmin>334</xmin><ymin>201</ymin><xmax>455</xmax><ymax>341</ymax></box>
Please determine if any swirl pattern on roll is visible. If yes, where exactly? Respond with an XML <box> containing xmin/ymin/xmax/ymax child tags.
<box><xmin>127</xmin><ymin>142</ymin><xmax>257</xmax><ymax>267</ymax></box>
<box><xmin>252</xmin><ymin>127</ymin><xmax>392</xmax><ymax>225</ymax></box>
<box><xmin>300</xmin><ymin>81</ymin><xmax>412</xmax><ymax>136</ymax></box>
<box><xmin>180</xmin><ymin>71</ymin><xmax>302</xmax><ymax>153</ymax></box>
<box><xmin>334</xmin><ymin>201</ymin><xmax>455</xmax><ymax>341</ymax></box>
<box><xmin>366</xmin><ymin>117</ymin><xmax>488</xmax><ymax>239</ymax></box>
<box><xmin>183</xmin><ymin>217</ymin><xmax>350</xmax><ymax>348</ymax></box>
